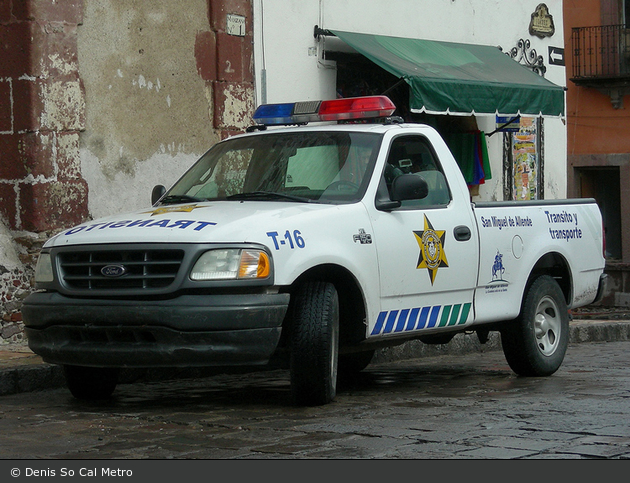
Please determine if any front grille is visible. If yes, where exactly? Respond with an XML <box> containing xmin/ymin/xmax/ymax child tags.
<box><xmin>57</xmin><ymin>248</ymin><xmax>185</xmax><ymax>291</ymax></box>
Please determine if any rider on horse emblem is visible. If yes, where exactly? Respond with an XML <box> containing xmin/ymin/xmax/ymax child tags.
<box><xmin>492</xmin><ymin>250</ymin><xmax>505</xmax><ymax>280</ymax></box>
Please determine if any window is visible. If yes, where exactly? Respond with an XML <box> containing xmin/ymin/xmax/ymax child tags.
<box><xmin>381</xmin><ymin>135</ymin><xmax>451</xmax><ymax>208</ymax></box>
<box><xmin>165</xmin><ymin>131</ymin><xmax>382</xmax><ymax>204</ymax></box>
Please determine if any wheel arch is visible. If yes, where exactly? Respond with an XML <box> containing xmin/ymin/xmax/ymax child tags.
<box><xmin>281</xmin><ymin>263</ymin><xmax>367</xmax><ymax>349</ymax></box>
<box><xmin>524</xmin><ymin>251</ymin><xmax>572</xmax><ymax>306</ymax></box>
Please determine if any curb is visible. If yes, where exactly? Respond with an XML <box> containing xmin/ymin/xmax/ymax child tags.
<box><xmin>1</xmin><ymin>319</ymin><xmax>629</xmax><ymax>397</ymax></box>
<box><xmin>374</xmin><ymin>319</ymin><xmax>630</xmax><ymax>364</ymax></box>
<box><xmin>0</xmin><ymin>360</ymin><xmax>64</xmax><ymax>396</ymax></box>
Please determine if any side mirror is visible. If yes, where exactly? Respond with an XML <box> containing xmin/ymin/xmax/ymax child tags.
<box><xmin>390</xmin><ymin>173</ymin><xmax>428</xmax><ymax>201</ymax></box>
<box><xmin>151</xmin><ymin>185</ymin><xmax>166</xmax><ymax>205</ymax></box>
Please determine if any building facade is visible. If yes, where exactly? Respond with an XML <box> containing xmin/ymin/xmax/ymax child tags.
<box><xmin>253</xmin><ymin>0</ymin><xmax>568</xmax><ymax>204</ymax></box>
<box><xmin>1</xmin><ymin>0</ymin><xmax>569</xmax><ymax>343</ymax></box>
<box><xmin>565</xmin><ymin>0</ymin><xmax>630</xmax><ymax>305</ymax></box>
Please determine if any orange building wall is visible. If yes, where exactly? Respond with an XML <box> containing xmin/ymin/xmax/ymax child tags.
<box><xmin>565</xmin><ymin>0</ymin><xmax>630</xmax><ymax>156</ymax></box>
<box><xmin>564</xmin><ymin>0</ymin><xmax>630</xmax><ymax>286</ymax></box>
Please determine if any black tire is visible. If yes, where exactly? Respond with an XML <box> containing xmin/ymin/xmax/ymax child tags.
<box><xmin>339</xmin><ymin>350</ymin><xmax>374</xmax><ymax>378</ymax></box>
<box><xmin>63</xmin><ymin>365</ymin><xmax>119</xmax><ymax>400</ymax></box>
<box><xmin>290</xmin><ymin>281</ymin><xmax>339</xmax><ymax>406</ymax></box>
<box><xmin>501</xmin><ymin>275</ymin><xmax>569</xmax><ymax>376</ymax></box>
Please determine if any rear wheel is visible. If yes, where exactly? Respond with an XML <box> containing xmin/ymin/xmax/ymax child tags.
<box><xmin>63</xmin><ymin>365</ymin><xmax>119</xmax><ymax>400</ymax></box>
<box><xmin>501</xmin><ymin>275</ymin><xmax>569</xmax><ymax>376</ymax></box>
<box><xmin>290</xmin><ymin>281</ymin><xmax>339</xmax><ymax>406</ymax></box>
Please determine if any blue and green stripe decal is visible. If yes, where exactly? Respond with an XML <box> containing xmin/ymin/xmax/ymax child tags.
<box><xmin>370</xmin><ymin>303</ymin><xmax>472</xmax><ymax>336</ymax></box>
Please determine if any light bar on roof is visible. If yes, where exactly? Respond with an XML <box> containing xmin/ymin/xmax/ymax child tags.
<box><xmin>252</xmin><ymin>95</ymin><xmax>396</xmax><ymax>126</ymax></box>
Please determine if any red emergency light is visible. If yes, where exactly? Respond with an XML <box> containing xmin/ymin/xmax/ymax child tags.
<box><xmin>252</xmin><ymin>95</ymin><xmax>397</xmax><ymax>126</ymax></box>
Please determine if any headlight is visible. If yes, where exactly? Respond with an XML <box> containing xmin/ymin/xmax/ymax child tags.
<box><xmin>190</xmin><ymin>249</ymin><xmax>270</xmax><ymax>281</ymax></box>
<box><xmin>34</xmin><ymin>252</ymin><xmax>54</xmax><ymax>283</ymax></box>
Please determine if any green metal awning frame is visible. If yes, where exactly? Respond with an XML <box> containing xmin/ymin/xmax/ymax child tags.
<box><xmin>329</xmin><ymin>30</ymin><xmax>565</xmax><ymax>118</ymax></box>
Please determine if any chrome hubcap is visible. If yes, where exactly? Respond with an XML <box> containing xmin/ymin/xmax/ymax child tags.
<box><xmin>534</xmin><ymin>295</ymin><xmax>561</xmax><ymax>356</ymax></box>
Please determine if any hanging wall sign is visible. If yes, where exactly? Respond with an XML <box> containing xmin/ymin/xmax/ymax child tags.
<box><xmin>529</xmin><ymin>4</ymin><xmax>555</xmax><ymax>39</ymax></box>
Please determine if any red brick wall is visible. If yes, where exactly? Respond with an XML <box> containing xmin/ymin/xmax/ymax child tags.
<box><xmin>0</xmin><ymin>0</ymin><xmax>88</xmax><ymax>233</ymax></box>
<box><xmin>197</xmin><ymin>0</ymin><xmax>254</xmax><ymax>139</ymax></box>
<box><xmin>1</xmin><ymin>0</ymin><xmax>88</xmax><ymax>341</ymax></box>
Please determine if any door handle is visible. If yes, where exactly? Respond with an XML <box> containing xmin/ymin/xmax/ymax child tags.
<box><xmin>454</xmin><ymin>225</ymin><xmax>471</xmax><ymax>241</ymax></box>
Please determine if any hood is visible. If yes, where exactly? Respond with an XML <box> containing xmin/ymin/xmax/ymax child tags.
<box><xmin>45</xmin><ymin>201</ymin><xmax>335</xmax><ymax>248</ymax></box>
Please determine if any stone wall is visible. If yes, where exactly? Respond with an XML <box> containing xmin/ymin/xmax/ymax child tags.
<box><xmin>0</xmin><ymin>223</ymin><xmax>48</xmax><ymax>344</ymax></box>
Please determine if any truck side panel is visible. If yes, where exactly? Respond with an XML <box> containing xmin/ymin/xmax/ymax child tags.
<box><xmin>472</xmin><ymin>199</ymin><xmax>605</xmax><ymax>325</ymax></box>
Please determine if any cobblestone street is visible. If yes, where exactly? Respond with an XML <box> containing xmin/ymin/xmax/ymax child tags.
<box><xmin>1</xmin><ymin>340</ymin><xmax>629</xmax><ymax>459</ymax></box>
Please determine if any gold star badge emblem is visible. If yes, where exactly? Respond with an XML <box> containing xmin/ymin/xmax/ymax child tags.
<box><xmin>414</xmin><ymin>215</ymin><xmax>449</xmax><ymax>285</ymax></box>
<box><xmin>144</xmin><ymin>204</ymin><xmax>205</xmax><ymax>216</ymax></box>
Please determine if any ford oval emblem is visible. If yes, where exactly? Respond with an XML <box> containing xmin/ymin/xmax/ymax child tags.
<box><xmin>101</xmin><ymin>264</ymin><xmax>127</xmax><ymax>277</ymax></box>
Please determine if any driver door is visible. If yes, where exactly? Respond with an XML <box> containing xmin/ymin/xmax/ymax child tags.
<box><xmin>368</xmin><ymin>135</ymin><xmax>478</xmax><ymax>338</ymax></box>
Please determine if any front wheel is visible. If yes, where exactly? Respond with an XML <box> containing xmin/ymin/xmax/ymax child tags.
<box><xmin>501</xmin><ymin>275</ymin><xmax>569</xmax><ymax>376</ymax></box>
<box><xmin>290</xmin><ymin>281</ymin><xmax>339</xmax><ymax>406</ymax></box>
<box><xmin>339</xmin><ymin>350</ymin><xmax>374</xmax><ymax>378</ymax></box>
<box><xmin>63</xmin><ymin>365</ymin><xmax>119</xmax><ymax>400</ymax></box>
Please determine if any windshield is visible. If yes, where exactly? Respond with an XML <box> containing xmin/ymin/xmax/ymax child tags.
<box><xmin>162</xmin><ymin>131</ymin><xmax>382</xmax><ymax>204</ymax></box>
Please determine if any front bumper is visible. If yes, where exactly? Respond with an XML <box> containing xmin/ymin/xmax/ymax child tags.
<box><xmin>22</xmin><ymin>291</ymin><xmax>290</xmax><ymax>368</ymax></box>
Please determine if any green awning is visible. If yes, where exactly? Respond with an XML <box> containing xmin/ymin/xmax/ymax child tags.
<box><xmin>331</xmin><ymin>30</ymin><xmax>565</xmax><ymax>117</ymax></box>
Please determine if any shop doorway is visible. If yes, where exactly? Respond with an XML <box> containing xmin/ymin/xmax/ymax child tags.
<box><xmin>334</xmin><ymin>55</ymin><xmax>492</xmax><ymax>197</ymax></box>
<box><xmin>333</xmin><ymin>53</ymin><xmax>408</xmax><ymax>117</ymax></box>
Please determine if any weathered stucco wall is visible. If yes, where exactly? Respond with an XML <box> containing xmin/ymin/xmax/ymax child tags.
<box><xmin>1</xmin><ymin>0</ymin><xmax>255</xmax><ymax>343</ymax></box>
<box><xmin>78</xmin><ymin>0</ymin><xmax>222</xmax><ymax>219</ymax></box>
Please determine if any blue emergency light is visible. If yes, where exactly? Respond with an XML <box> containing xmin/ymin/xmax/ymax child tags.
<box><xmin>252</xmin><ymin>95</ymin><xmax>397</xmax><ymax>126</ymax></box>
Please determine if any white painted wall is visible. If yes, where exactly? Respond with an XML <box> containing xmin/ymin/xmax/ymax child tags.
<box><xmin>253</xmin><ymin>0</ymin><xmax>567</xmax><ymax>200</ymax></box>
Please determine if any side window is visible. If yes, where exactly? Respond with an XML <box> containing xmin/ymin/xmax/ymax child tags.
<box><xmin>383</xmin><ymin>136</ymin><xmax>451</xmax><ymax>208</ymax></box>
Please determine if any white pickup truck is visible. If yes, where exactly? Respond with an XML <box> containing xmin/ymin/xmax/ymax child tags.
<box><xmin>23</xmin><ymin>96</ymin><xmax>607</xmax><ymax>406</ymax></box>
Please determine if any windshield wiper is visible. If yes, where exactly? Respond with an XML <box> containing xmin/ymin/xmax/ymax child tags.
<box><xmin>226</xmin><ymin>191</ymin><xmax>312</xmax><ymax>203</ymax></box>
<box><xmin>159</xmin><ymin>194</ymin><xmax>205</xmax><ymax>205</ymax></box>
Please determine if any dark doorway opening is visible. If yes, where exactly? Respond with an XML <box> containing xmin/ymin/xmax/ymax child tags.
<box><xmin>332</xmin><ymin>52</ymin><xmax>409</xmax><ymax>118</ymax></box>
<box><xmin>577</xmin><ymin>167</ymin><xmax>621</xmax><ymax>259</ymax></box>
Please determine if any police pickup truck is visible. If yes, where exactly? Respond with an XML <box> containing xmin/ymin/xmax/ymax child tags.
<box><xmin>23</xmin><ymin>96</ymin><xmax>607</xmax><ymax>406</ymax></box>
